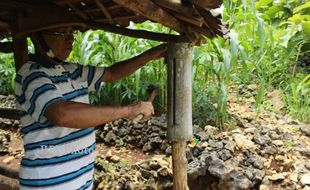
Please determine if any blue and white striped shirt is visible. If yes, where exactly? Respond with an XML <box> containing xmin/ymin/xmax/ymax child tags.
<box><xmin>15</xmin><ymin>58</ymin><xmax>105</xmax><ymax>190</ymax></box>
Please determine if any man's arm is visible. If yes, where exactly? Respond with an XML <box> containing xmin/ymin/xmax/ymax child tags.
<box><xmin>45</xmin><ymin>100</ymin><xmax>154</xmax><ymax>129</ymax></box>
<box><xmin>102</xmin><ymin>44</ymin><xmax>167</xmax><ymax>82</ymax></box>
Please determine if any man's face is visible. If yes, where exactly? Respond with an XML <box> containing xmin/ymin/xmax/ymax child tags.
<box><xmin>41</xmin><ymin>27</ymin><xmax>74</xmax><ymax>61</ymax></box>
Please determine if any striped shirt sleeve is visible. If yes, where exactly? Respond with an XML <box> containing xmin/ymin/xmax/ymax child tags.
<box><xmin>20</xmin><ymin>71</ymin><xmax>65</xmax><ymax>125</ymax></box>
<box><xmin>85</xmin><ymin>66</ymin><xmax>106</xmax><ymax>91</ymax></box>
<box><xmin>66</xmin><ymin>63</ymin><xmax>106</xmax><ymax>91</ymax></box>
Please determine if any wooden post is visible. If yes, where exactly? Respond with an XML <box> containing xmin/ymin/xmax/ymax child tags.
<box><xmin>167</xmin><ymin>43</ymin><xmax>193</xmax><ymax>190</ymax></box>
<box><xmin>11</xmin><ymin>9</ymin><xmax>28</xmax><ymax>71</ymax></box>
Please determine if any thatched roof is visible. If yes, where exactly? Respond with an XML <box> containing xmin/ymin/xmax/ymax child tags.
<box><xmin>0</xmin><ymin>0</ymin><xmax>227</xmax><ymax>43</ymax></box>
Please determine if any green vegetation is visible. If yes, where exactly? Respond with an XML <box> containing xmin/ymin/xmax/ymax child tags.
<box><xmin>0</xmin><ymin>0</ymin><xmax>309</xmax><ymax>127</ymax></box>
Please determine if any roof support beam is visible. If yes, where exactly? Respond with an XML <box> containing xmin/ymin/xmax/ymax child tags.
<box><xmin>11</xmin><ymin>9</ymin><xmax>28</xmax><ymax>71</ymax></box>
<box><xmin>94</xmin><ymin>0</ymin><xmax>114</xmax><ymax>24</ymax></box>
<box><xmin>192</xmin><ymin>0</ymin><xmax>223</xmax><ymax>9</ymax></box>
<box><xmin>88</xmin><ymin>22</ymin><xmax>190</xmax><ymax>43</ymax></box>
<box><xmin>113</xmin><ymin>0</ymin><xmax>185</xmax><ymax>33</ymax></box>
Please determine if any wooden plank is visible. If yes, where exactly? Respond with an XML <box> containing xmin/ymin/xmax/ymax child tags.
<box><xmin>67</xmin><ymin>2</ymin><xmax>89</xmax><ymax>20</ymax></box>
<box><xmin>152</xmin><ymin>0</ymin><xmax>194</xmax><ymax>16</ymax></box>
<box><xmin>172</xmin><ymin>141</ymin><xmax>189</xmax><ymax>190</ymax></box>
<box><xmin>172</xmin><ymin>12</ymin><xmax>203</xmax><ymax>27</ymax></box>
<box><xmin>11</xmin><ymin>9</ymin><xmax>28</xmax><ymax>71</ymax></box>
<box><xmin>113</xmin><ymin>0</ymin><xmax>185</xmax><ymax>33</ymax></box>
<box><xmin>0</xmin><ymin>108</ymin><xmax>25</xmax><ymax>120</ymax></box>
<box><xmin>94</xmin><ymin>0</ymin><xmax>114</xmax><ymax>24</ymax></box>
<box><xmin>192</xmin><ymin>0</ymin><xmax>223</xmax><ymax>9</ymax></box>
<box><xmin>88</xmin><ymin>22</ymin><xmax>190</xmax><ymax>42</ymax></box>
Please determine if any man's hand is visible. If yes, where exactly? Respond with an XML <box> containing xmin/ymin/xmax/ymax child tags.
<box><xmin>127</xmin><ymin>101</ymin><xmax>154</xmax><ymax>120</ymax></box>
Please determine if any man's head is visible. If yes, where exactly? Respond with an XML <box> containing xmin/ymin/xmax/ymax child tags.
<box><xmin>32</xmin><ymin>27</ymin><xmax>75</xmax><ymax>61</ymax></box>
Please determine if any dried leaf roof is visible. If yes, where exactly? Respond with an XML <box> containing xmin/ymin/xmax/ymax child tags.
<box><xmin>0</xmin><ymin>0</ymin><xmax>227</xmax><ymax>42</ymax></box>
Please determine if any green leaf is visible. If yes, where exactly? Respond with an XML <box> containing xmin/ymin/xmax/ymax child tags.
<box><xmin>257</xmin><ymin>14</ymin><xmax>266</xmax><ymax>49</ymax></box>
<box><xmin>256</xmin><ymin>0</ymin><xmax>273</xmax><ymax>9</ymax></box>
<box><xmin>294</xmin><ymin>2</ymin><xmax>310</xmax><ymax>13</ymax></box>
<box><xmin>302</xmin><ymin>21</ymin><xmax>310</xmax><ymax>36</ymax></box>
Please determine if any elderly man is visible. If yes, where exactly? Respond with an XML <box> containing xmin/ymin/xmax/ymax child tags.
<box><xmin>15</xmin><ymin>27</ymin><xmax>166</xmax><ymax>190</ymax></box>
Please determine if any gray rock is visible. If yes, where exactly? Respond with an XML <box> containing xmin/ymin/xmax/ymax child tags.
<box><xmin>118</xmin><ymin>127</ymin><xmax>129</xmax><ymax>137</ymax></box>
<box><xmin>224</xmin><ymin>142</ymin><xmax>235</xmax><ymax>153</ymax></box>
<box><xmin>283</xmin><ymin>132</ymin><xmax>294</xmax><ymax>141</ymax></box>
<box><xmin>300</xmin><ymin>125</ymin><xmax>310</xmax><ymax>137</ymax></box>
<box><xmin>200</xmin><ymin>151</ymin><xmax>219</xmax><ymax>167</ymax></box>
<box><xmin>104</xmin><ymin>131</ymin><xmax>117</xmax><ymax>145</ymax></box>
<box><xmin>208</xmin><ymin>140</ymin><xmax>223</xmax><ymax>150</ymax></box>
<box><xmin>143</xmin><ymin>142</ymin><xmax>153</xmax><ymax>152</ymax></box>
<box><xmin>252</xmin><ymin>169</ymin><xmax>265</xmax><ymax>184</ymax></box>
<box><xmin>219</xmin><ymin>149</ymin><xmax>232</xmax><ymax>161</ymax></box>
<box><xmin>253</xmin><ymin>158</ymin><xmax>264</xmax><ymax>169</ymax></box>
<box><xmin>272</xmin><ymin>140</ymin><xmax>284</xmax><ymax>147</ymax></box>
<box><xmin>269</xmin><ymin>132</ymin><xmax>281</xmax><ymax>140</ymax></box>
<box><xmin>158</xmin><ymin>167</ymin><xmax>170</xmax><ymax>177</ymax></box>
<box><xmin>196</xmin><ymin>131</ymin><xmax>209</xmax><ymax>141</ymax></box>
<box><xmin>260</xmin><ymin>127</ymin><xmax>270</xmax><ymax>135</ymax></box>
<box><xmin>227</xmin><ymin>170</ymin><xmax>253</xmax><ymax>190</ymax></box>
<box><xmin>187</xmin><ymin>159</ymin><xmax>207</xmax><ymax>180</ymax></box>
<box><xmin>268</xmin><ymin>173</ymin><xmax>285</xmax><ymax>181</ymax></box>
<box><xmin>140</xmin><ymin>168</ymin><xmax>152</xmax><ymax>179</ymax></box>
<box><xmin>261</xmin><ymin>146</ymin><xmax>278</xmax><ymax>155</ymax></box>
<box><xmin>165</xmin><ymin>146</ymin><xmax>172</xmax><ymax>155</ymax></box>
<box><xmin>306</xmin><ymin>163</ymin><xmax>310</xmax><ymax>171</ymax></box>
<box><xmin>244</xmin><ymin>127</ymin><xmax>258</xmax><ymax>134</ymax></box>
<box><xmin>253</xmin><ymin>135</ymin><xmax>271</xmax><ymax>146</ymax></box>
<box><xmin>234</xmin><ymin>134</ymin><xmax>256</xmax><ymax>150</ymax></box>
<box><xmin>208</xmin><ymin>159</ymin><xmax>232</xmax><ymax>178</ymax></box>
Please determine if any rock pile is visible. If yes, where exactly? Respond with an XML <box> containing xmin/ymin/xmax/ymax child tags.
<box><xmin>0</xmin><ymin>129</ymin><xmax>10</xmax><ymax>154</ymax></box>
<box><xmin>0</xmin><ymin>95</ymin><xmax>20</xmax><ymax>129</ymax></box>
<box><xmin>96</xmin><ymin>114</ymin><xmax>310</xmax><ymax>190</ymax></box>
<box><xmin>94</xmin><ymin>155</ymin><xmax>173</xmax><ymax>190</ymax></box>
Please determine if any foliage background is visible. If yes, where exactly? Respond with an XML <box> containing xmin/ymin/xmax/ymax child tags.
<box><xmin>0</xmin><ymin>0</ymin><xmax>309</xmax><ymax>126</ymax></box>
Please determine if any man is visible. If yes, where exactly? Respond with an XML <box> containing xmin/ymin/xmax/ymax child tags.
<box><xmin>15</xmin><ymin>27</ymin><xmax>167</xmax><ymax>190</ymax></box>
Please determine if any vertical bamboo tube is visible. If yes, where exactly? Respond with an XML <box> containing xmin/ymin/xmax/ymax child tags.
<box><xmin>167</xmin><ymin>43</ymin><xmax>193</xmax><ymax>190</ymax></box>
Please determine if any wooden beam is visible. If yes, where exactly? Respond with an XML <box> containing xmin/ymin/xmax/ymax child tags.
<box><xmin>94</xmin><ymin>0</ymin><xmax>114</xmax><ymax>24</ymax></box>
<box><xmin>96</xmin><ymin>15</ymin><xmax>140</xmax><ymax>23</ymax></box>
<box><xmin>113</xmin><ymin>0</ymin><xmax>185</xmax><ymax>33</ymax></box>
<box><xmin>192</xmin><ymin>0</ymin><xmax>223</xmax><ymax>9</ymax></box>
<box><xmin>172</xmin><ymin>12</ymin><xmax>204</xmax><ymax>27</ymax></box>
<box><xmin>67</xmin><ymin>2</ymin><xmax>89</xmax><ymax>20</ymax></box>
<box><xmin>54</xmin><ymin>0</ymin><xmax>93</xmax><ymax>5</ymax></box>
<box><xmin>0</xmin><ymin>19</ymin><xmax>9</xmax><ymax>28</ymax></box>
<box><xmin>0</xmin><ymin>42</ymin><xmax>13</xmax><ymax>53</ymax></box>
<box><xmin>11</xmin><ymin>9</ymin><xmax>28</xmax><ymax>71</ymax></box>
<box><xmin>88</xmin><ymin>22</ymin><xmax>190</xmax><ymax>42</ymax></box>
<box><xmin>152</xmin><ymin>0</ymin><xmax>194</xmax><ymax>16</ymax></box>
<box><xmin>0</xmin><ymin>108</ymin><xmax>25</xmax><ymax>120</ymax></box>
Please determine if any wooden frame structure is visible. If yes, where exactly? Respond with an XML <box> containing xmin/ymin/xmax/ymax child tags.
<box><xmin>0</xmin><ymin>0</ymin><xmax>226</xmax><ymax>189</ymax></box>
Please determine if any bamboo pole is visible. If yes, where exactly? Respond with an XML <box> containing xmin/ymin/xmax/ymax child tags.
<box><xmin>167</xmin><ymin>43</ymin><xmax>193</xmax><ymax>190</ymax></box>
